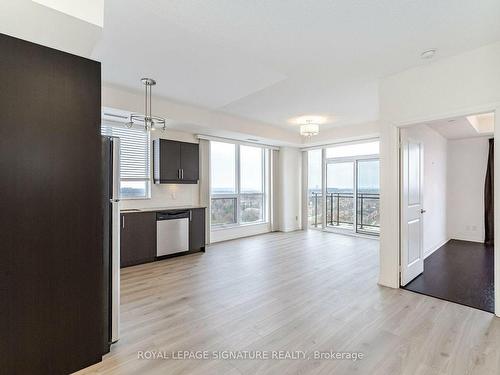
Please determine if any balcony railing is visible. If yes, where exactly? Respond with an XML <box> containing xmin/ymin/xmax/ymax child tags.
<box><xmin>308</xmin><ymin>192</ymin><xmax>380</xmax><ymax>235</ymax></box>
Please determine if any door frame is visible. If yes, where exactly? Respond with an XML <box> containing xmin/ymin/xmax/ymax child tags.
<box><xmin>395</xmin><ymin>105</ymin><xmax>499</xmax><ymax>316</ymax></box>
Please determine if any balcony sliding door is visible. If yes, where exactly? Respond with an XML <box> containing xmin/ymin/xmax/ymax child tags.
<box><xmin>356</xmin><ymin>159</ymin><xmax>380</xmax><ymax>235</ymax></box>
<box><xmin>307</xmin><ymin>141</ymin><xmax>379</xmax><ymax>236</ymax></box>
<box><xmin>326</xmin><ymin>162</ymin><xmax>354</xmax><ymax>230</ymax></box>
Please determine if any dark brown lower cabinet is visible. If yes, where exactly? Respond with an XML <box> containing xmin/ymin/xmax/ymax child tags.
<box><xmin>121</xmin><ymin>208</ymin><xmax>205</xmax><ymax>268</ymax></box>
<box><xmin>189</xmin><ymin>208</ymin><xmax>206</xmax><ymax>251</ymax></box>
<box><xmin>120</xmin><ymin>212</ymin><xmax>157</xmax><ymax>267</ymax></box>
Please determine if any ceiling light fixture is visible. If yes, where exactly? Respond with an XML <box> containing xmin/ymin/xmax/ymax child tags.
<box><xmin>421</xmin><ymin>49</ymin><xmax>437</xmax><ymax>60</ymax></box>
<box><xmin>300</xmin><ymin>120</ymin><xmax>319</xmax><ymax>137</ymax></box>
<box><xmin>125</xmin><ymin>78</ymin><xmax>166</xmax><ymax>131</ymax></box>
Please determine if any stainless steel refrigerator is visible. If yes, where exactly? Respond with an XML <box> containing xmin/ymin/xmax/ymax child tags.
<box><xmin>102</xmin><ymin>136</ymin><xmax>121</xmax><ymax>346</ymax></box>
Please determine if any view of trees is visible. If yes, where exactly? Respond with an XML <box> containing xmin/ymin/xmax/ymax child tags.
<box><xmin>211</xmin><ymin>193</ymin><xmax>264</xmax><ymax>226</ymax></box>
<box><xmin>211</xmin><ymin>197</ymin><xmax>237</xmax><ymax>225</ymax></box>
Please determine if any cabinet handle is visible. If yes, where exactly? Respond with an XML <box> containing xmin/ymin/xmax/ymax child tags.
<box><xmin>189</xmin><ymin>210</ymin><xmax>192</xmax><ymax>221</ymax></box>
<box><xmin>181</xmin><ymin>169</ymin><xmax>184</xmax><ymax>179</ymax></box>
<box><xmin>122</xmin><ymin>216</ymin><xmax>125</xmax><ymax>229</ymax></box>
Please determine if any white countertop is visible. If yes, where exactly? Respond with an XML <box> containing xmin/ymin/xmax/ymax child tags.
<box><xmin>121</xmin><ymin>206</ymin><xmax>206</xmax><ymax>213</ymax></box>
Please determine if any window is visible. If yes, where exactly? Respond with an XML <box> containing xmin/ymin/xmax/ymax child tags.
<box><xmin>211</xmin><ymin>142</ymin><xmax>237</xmax><ymax>194</ymax></box>
<box><xmin>210</xmin><ymin>141</ymin><xmax>267</xmax><ymax>227</ymax></box>
<box><xmin>307</xmin><ymin>149</ymin><xmax>322</xmax><ymax>227</ymax></box>
<box><xmin>101</xmin><ymin>122</ymin><xmax>151</xmax><ymax>199</ymax></box>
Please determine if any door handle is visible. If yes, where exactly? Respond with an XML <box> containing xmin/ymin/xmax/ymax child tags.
<box><xmin>420</xmin><ymin>209</ymin><xmax>426</xmax><ymax>214</ymax></box>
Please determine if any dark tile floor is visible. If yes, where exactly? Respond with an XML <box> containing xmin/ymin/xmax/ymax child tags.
<box><xmin>403</xmin><ymin>239</ymin><xmax>494</xmax><ymax>313</ymax></box>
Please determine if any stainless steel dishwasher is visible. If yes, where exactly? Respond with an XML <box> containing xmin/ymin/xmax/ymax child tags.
<box><xmin>156</xmin><ymin>210</ymin><xmax>190</xmax><ymax>256</ymax></box>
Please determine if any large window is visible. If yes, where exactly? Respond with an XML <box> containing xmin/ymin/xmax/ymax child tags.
<box><xmin>307</xmin><ymin>149</ymin><xmax>322</xmax><ymax>227</ymax></box>
<box><xmin>101</xmin><ymin>123</ymin><xmax>151</xmax><ymax>199</ymax></box>
<box><xmin>210</xmin><ymin>141</ymin><xmax>267</xmax><ymax>227</ymax></box>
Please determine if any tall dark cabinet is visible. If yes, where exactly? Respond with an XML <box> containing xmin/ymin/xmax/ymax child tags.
<box><xmin>0</xmin><ymin>34</ymin><xmax>104</xmax><ymax>374</ymax></box>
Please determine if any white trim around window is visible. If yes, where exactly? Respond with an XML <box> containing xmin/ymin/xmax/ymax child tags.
<box><xmin>209</xmin><ymin>140</ymin><xmax>271</xmax><ymax>240</ymax></box>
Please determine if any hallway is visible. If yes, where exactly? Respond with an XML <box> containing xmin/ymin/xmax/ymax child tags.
<box><xmin>404</xmin><ymin>240</ymin><xmax>494</xmax><ymax>312</ymax></box>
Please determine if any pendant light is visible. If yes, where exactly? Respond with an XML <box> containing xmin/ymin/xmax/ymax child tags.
<box><xmin>125</xmin><ymin>78</ymin><xmax>166</xmax><ymax>131</ymax></box>
<box><xmin>300</xmin><ymin>120</ymin><xmax>320</xmax><ymax>137</ymax></box>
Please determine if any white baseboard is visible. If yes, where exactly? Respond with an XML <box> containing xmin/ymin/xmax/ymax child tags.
<box><xmin>448</xmin><ymin>234</ymin><xmax>484</xmax><ymax>243</ymax></box>
<box><xmin>210</xmin><ymin>223</ymin><xmax>271</xmax><ymax>243</ymax></box>
<box><xmin>424</xmin><ymin>238</ymin><xmax>450</xmax><ymax>259</ymax></box>
<box><xmin>423</xmin><ymin>235</ymin><xmax>486</xmax><ymax>259</ymax></box>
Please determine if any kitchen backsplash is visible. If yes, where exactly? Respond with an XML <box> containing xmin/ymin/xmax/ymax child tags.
<box><xmin>120</xmin><ymin>182</ymin><xmax>200</xmax><ymax>209</ymax></box>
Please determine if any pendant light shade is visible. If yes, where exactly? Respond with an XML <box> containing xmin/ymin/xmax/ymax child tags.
<box><xmin>300</xmin><ymin>121</ymin><xmax>319</xmax><ymax>137</ymax></box>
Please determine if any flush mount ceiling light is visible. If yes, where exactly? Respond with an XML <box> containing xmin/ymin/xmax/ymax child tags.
<box><xmin>300</xmin><ymin>120</ymin><xmax>320</xmax><ymax>137</ymax></box>
<box><xmin>421</xmin><ymin>49</ymin><xmax>437</xmax><ymax>59</ymax></box>
<box><xmin>125</xmin><ymin>78</ymin><xmax>166</xmax><ymax>131</ymax></box>
<box><xmin>293</xmin><ymin>115</ymin><xmax>327</xmax><ymax>125</ymax></box>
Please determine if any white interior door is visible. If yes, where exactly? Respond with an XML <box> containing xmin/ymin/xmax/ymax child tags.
<box><xmin>400</xmin><ymin>128</ymin><xmax>424</xmax><ymax>286</ymax></box>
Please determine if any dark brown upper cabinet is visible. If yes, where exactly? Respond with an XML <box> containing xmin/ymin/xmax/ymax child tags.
<box><xmin>153</xmin><ymin>139</ymin><xmax>199</xmax><ymax>184</ymax></box>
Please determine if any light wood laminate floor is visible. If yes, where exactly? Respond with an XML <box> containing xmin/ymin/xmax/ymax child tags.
<box><xmin>76</xmin><ymin>230</ymin><xmax>500</xmax><ymax>375</ymax></box>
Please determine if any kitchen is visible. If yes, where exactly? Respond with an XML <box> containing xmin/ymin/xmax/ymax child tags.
<box><xmin>102</xmin><ymin>96</ymin><xmax>208</xmax><ymax>344</ymax></box>
<box><xmin>5</xmin><ymin>1</ymin><xmax>500</xmax><ymax>374</ymax></box>
<box><xmin>1</xmin><ymin>32</ymin><xmax>208</xmax><ymax>374</ymax></box>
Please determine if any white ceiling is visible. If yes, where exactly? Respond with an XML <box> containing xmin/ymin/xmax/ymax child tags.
<box><xmin>93</xmin><ymin>0</ymin><xmax>500</xmax><ymax>132</ymax></box>
<box><xmin>426</xmin><ymin>114</ymin><xmax>495</xmax><ymax>140</ymax></box>
<box><xmin>0</xmin><ymin>0</ymin><xmax>102</xmax><ymax>58</ymax></box>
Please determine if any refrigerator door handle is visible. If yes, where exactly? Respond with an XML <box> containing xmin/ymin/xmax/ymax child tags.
<box><xmin>111</xmin><ymin>201</ymin><xmax>120</xmax><ymax>343</ymax></box>
<box><xmin>111</xmin><ymin>138</ymin><xmax>121</xmax><ymax>201</ymax></box>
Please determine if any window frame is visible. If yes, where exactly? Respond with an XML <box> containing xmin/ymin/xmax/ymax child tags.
<box><xmin>210</xmin><ymin>141</ymin><xmax>268</xmax><ymax>229</ymax></box>
<box><xmin>101</xmin><ymin>121</ymin><xmax>152</xmax><ymax>200</ymax></box>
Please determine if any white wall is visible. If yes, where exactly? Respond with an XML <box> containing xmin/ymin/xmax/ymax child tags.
<box><xmin>447</xmin><ymin>137</ymin><xmax>490</xmax><ymax>242</ymax></box>
<box><xmin>405</xmin><ymin>125</ymin><xmax>448</xmax><ymax>257</ymax></box>
<box><xmin>378</xmin><ymin>40</ymin><xmax>500</xmax><ymax>306</ymax></box>
<box><xmin>102</xmin><ymin>84</ymin><xmax>301</xmax><ymax>147</ymax></box>
<box><xmin>279</xmin><ymin>147</ymin><xmax>302</xmax><ymax>232</ymax></box>
<box><xmin>211</xmin><ymin>223</ymin><xmax>271</xmax><ymax>243</ymax></box>
<box><xmin>304</xmin><ymin>121</ymin><xmax>379</xmax><ymax>147</ymax></box>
